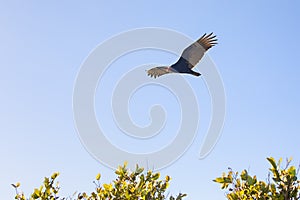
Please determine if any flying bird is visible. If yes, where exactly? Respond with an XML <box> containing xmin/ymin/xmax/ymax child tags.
<box><xmin>147</xmin><ymin>33</ymin><xmax>217</xmax><ymax>78</ymax></box>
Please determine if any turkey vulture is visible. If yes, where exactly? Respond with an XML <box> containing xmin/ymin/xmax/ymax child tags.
<box><xmin>147</xmin><ymin>33</ymin><xmax>217</xmax><ymax>78</ymax></box>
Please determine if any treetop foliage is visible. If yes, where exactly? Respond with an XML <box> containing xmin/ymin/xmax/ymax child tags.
<box><xmin>214</xmin><ymin>157</ymin><xmax>300</xmax><ymax>200</ymax></box>
<box><xmin>12</xmin><ymin>162</ymin><xmax>186</xmax><ymax>200</ymax></box>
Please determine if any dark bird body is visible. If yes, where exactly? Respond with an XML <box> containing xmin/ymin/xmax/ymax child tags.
<box><xmin>170</xmin><ymin>57</ymin><xmax>201</xmax><ymax>76</ymax></box>
<box><xmin>147</xmin><ymin>33</ymin><xmax>217</xmax><ymax>78</ymax></box>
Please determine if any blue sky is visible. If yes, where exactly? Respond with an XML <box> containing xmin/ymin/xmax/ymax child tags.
<box><xmin>1</xmin><ymin>1</ymin><xmax>300</xmax><ymax>199</ymax></box>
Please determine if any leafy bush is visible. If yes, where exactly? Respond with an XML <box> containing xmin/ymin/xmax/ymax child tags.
<box><xmin>12</xmin><ymin>163</ymin><xmax>186</xmax><ymax>200</ymax></box>
<box><xmin>214</xmin><ymin>157</ymin><xmax>300</xmax><ymax>200</ymax></box>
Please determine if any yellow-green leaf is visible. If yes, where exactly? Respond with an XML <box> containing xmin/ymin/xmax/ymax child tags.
<box><xmin>267</xmin><ymin>157</ymin><xmax>277</xmax><ymax>169</ymax></box>
<box><xmin>103</xmin><ymin>183</ymin><xmax>113</xmax><ymax>191</ymax></box>
<box><xmin>33</xmin><ymin>188</ymin><xmax>41</xmax><ymax>197</ymax></box>
<box><xmin>165</xmin><ymin>175</ymin><xmax>171</xmax><ymax>182</ymax></box>
<box><xmin>96</xmin><ymin>173</ymin><xmax>101</xmax><ymax>180</ymax></box>
<box><xmin>51</xmin><ymin>172</ymin><xmax>59</xmax><ymax>179</ymax></box>
<box><xmin>153</xmin><ymin>173</ymin><xmax>160</xmax><ymax>180</ymax></box>
<box><xmin>214</xmin><ymin>177</ymin><xmax>224</xmax><ymax>183</ymax></box>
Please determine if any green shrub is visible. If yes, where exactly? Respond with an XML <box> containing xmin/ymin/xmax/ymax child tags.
<box><xmin>12</xmin><ymin>162</ymin><xmax>186</xmax><ymax>200</ymax></box>
<box><xmin>214</xmin><ymin>157</ymin><xmax>300</xmax><ymax>200</ymax></box>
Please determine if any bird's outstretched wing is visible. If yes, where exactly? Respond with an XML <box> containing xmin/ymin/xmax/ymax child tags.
<box><xmin>147</xmin><ymin>67</ymin><xmax>175</xmax><ymax>78</ymax></box>
<box><xmin>181</xmin><ymin>33</ymin><xmax>217</xmax><ymax>69</ymax></box>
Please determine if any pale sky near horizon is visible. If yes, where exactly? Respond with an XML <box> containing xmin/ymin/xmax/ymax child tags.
<box><xmin>1</xmin><ymin>1</ymin><xmax>300</xmax><ymax>199</ymax></box>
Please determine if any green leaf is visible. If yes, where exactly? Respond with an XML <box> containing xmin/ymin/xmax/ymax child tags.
<box><xmin>267</xmin><ymin>157</ymin><xmax>277</xmax><ymax>169</ymax></box>
<box><xmin>241</xmin><ymin>170</ymin><xmax>248</xmax><ymax>181</ymax></box>
<box><xmin>288</xmin><ymin>166</ymin><xmax>296</xmax><ymax>176</ymax></box>
<box><xmin>153</xmin><ymin>173</ymin><xmax>160</xmax><ymax>180</ymax></box>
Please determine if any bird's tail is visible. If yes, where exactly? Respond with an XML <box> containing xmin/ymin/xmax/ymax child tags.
<box><xmin>191</xmin><ymin>70</ymin><xmax>201</xmax><ymax>77</ymax></box>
